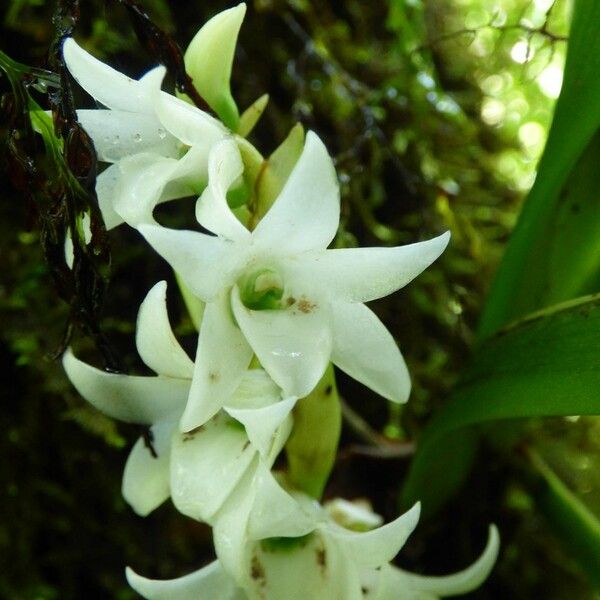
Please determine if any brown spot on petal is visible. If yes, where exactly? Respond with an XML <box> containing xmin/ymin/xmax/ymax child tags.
<box><xmin>297</xmin><ymin>296</ymin><xmax>317</xmax><ymax>314</ymax></box>
<box><xmin>316</xmin><ymin>545</ymin><xmax>327</xmax><ymax>575</ymax></box>
<box><xmin>182</xmin><ymin>425</ymin><xmax>205</xmax><ymax>442</ymax></box>
<box><xmin>208</xmin><ymin>371</ymin><xmax>219</xmax><ymax>383</ymax></box>
<box><xmin>250</xmin><ymin>553</ymin><xmax>266</xmax><ymax>586</ymax></box>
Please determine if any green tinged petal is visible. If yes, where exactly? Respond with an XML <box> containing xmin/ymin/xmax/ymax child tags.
<box><xmin>237</xmin><ymin>93</ymin><xmax>269</xmax><ymax>137</ymax></box>
<box><xmin>253</xmin><ymin>123</ymin><xmax>305</xmax><ymax>223</ymax></box>
<box><xmin>183</xmin><ymin>4</ymin><xmax>246</xmax><ymax>130</ymax></box>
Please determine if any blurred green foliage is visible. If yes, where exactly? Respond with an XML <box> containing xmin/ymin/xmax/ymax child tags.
<box><xmin>1</xmin><ymin>0</ymin><xmax>599</xmax><ymax>599</ymax></box>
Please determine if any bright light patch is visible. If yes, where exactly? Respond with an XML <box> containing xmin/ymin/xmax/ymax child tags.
<box><xmin>519</xmin><ymin>122</ymin><xmax>546</xmax><ymax>156</ymax></box>
<box><xmin>537</xmin><ymin>64</ymin><xmax>564</xmax><ymax>99</ymax></box>
<box><xmin>510</xmin><ymin>40</ymin><xmax>532</xmax><ymax>64</ymax></box>
<box><xmin>481</xmin><ymin>98</ymin><xmax>506</xmax><ymax>125</ymax></box>
<box><xmin>480</xmin><ymin>74</ymin><xmax>504</xmax><ymax>96</ymax></box>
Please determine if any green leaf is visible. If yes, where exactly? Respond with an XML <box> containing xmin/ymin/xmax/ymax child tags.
<box><xmin>528</xmin><ymin>450</ymin><xmax>600</xmax><ymax>589</ymax></box>
<box><xmin>285</xmin><ymin>365</ymin><xmax>341</xmax><ymax>499</ymax></box>
<box><xmin>402</xmin><ymin>294</ymin><xmax>600</xmax><ymax>515</ymax></box>
<box><xmin>183</xmin><ymin>4</ymin><xmax>246</xmax><ymax>130</ymax></box>
<box><xmin>479</xmin><ymin>0</ymin><xmax>600</xmax><ymax>338</ymax></box>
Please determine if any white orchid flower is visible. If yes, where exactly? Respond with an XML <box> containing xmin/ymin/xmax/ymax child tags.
<box><xmin>137</xmin><ymin>133</ymin><xmax>450</xmax><ymax>431</ymax></box>
<box><xmin>62</xmin><ymin>4</ymin><xmax>264</xmax><ymax>230</ymax></box>
<box><xmin>63</xmin><ymin>280</ymin><xmax>298</xmax><ymax>523</ymax></box>
<box><xmin>126</xmin><ymin>499</ymin><xmax>499</xmax><ymax>600</ymax></box>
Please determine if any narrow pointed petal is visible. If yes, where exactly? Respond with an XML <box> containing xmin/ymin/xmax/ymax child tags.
<box><xmin>306</xmin><ymin>231</ymin><xmax>451</xmax><ymax>303</ymax></box>
<box><xmin>63</xmin><ymin>350</ymin><xmax>188</xmax><ymax>424</ymax></box>
<box><xmin>136</xmin><ymin>281</ymin><xmax>194</xmax><ymax>379</ymax></box>
<box><xmin>63</xmin><ymin>38</ymin><xmax>154</xmax><ymax>113</ymax></box>
<box><xmin>181</xmin><ymin>292</ymin><xmax>253</xmax><ymax>430</ymax></box>
<box><xmin>126</xmin><ymin>561</ymin><xmax>244</xmax><ymax>600</ymax></box>
<box><xmin>122</xmin><ymin>421</ymin><xmax>175</xmax><ymax>516</ymax></box>
<box><xmin>212</xmin><ymin>465</ymin><xmax>256</xmax><ymax>583</ymax></box>
<box><xmin>237</xmin><ymin>93</ymin><xmax>269</xmax><ymax>137</ymax></box>
<box><xmin>195</xmin><ymin>138</ymin><xmax>250</xmax><ymax>241</ymax></box>
<box><xmin>247</xmin><ymin>464</ymin><xmax>318</xmax><ymax>540</ymax></box>
<box><xmin>400</xmin><ymin>525</ymin><xmax>500</xmax><ymax>597</ymax></box>
<box><xmin>252</xmin><ymin>131</ymin><xmax>340</xmax><ymax>254</ymax></box>
<box><xmin>254</xmin><ymin>123</ymin><xmax>304</xmax><ymax>220</ymax></box>
<box><xmin>231</xmin><ymin>287</ymin><xmax>333</xmax><ymax>398</ymax></box>
<box><xmin>225</xmin><ymin>396</ymin><xmax>296</xmax><ymax>457</ymax></box>
<box><xmin>184</xmin><ymin>4</ymin><xmax>245</xmax><ymax>129</ymax></box>
<box><xmin>96</xmin><ymin>164</ymin><xmax>124</xmax><ymax>229</ymax></box>
<box><xmin>170</xmin><ymin>413</ymin><xmax>256</xmax><ymax>522</ymax></box>
<box><xmin>141</xmin><ymin>67</ymin><xmax>227</xmax><ymax>147</ymax></box>
<box><xmin>76</xmin><ymin>109</ymin><xmax>180</xmax><ymax>162</ymax></box>
<box><xmin>328</xmin><ymin>503</ymin><xmax>421</xmax><ymax>569</ymax></box>
<box><xmin>138</xmin><ymin>224</ymin><xmax>237</xmax><ymax>301</ymax></box>
<box><xmin>331</xmin><ymin>302</ymin><xmax>410</xmax><ymax>403</ymax></box>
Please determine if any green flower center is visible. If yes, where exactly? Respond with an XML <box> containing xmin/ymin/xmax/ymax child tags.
<box><xmin>239</xmin><ymin>268</ymin><xmax>284</xmax><ymax>310</ymax></box>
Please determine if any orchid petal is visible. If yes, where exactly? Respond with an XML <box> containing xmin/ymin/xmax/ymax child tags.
<box><xmin>252</xmin><ymin>131</ymin><xmax>340</xmax><ymax>254</ymax></box>
<box><xmin>181</xmin><ymin>291</ymin><xmax>253</xmax><ymax>431</ymax></box>
<box><xmin>325</xmin><ymin>498</ymin><xmax>383</xmax><ymax>531</ymax></box>
<box><xmin>141</xmin><ymin>66</ymin><xmax>227</xmax><ymax>148</ymax></box>
<box><xmin>245</xmin><ymin>531</ymin><xmax>362</xmax><ymax>600</ymax></box>
<box><xmin>237</xmin><ymin>93</ymin><xmax>269</xmax><ymax>138</ymax></box>
<box><xmin>76</xmin><ymin>109</ymin><xmax>180</xmax><ymax>162</ymax></box>
<box><xmin>63</xmin><ymin>38</ymin><xmax>154</xmax><ymax>113</ymax></box>
<box><xmin>399</xmin><ymin>525</ymin><xmax>500</xmax><ymax>597</ymax></box>
<box><xmin>159</xmin><ymin>144</ymin><xmax>211</xmax><ymax>197</ymax></box>
<box><xmin>247</xmin><ymin>465</ymin><xmax>318</xmax><ymax>540</ymax></box>
<box><xmin>100</xmin><ymin>152</ymin><xmax>206</xmax><ymax>230</ymax></box>
<box><xmin>254</xmin><ymin>123</ymin><xmax>304</xmax><ymax>220</ymax></box>
<box><xmin>122</xmin><ymin>421</ymin><xmax>175</xmax><ymax>516</ymax></box>
<box><xmin>126</xmin><ymin>561</ymin><xmax>244</xmax><ymax>600</ymax></box>
<box><xmin>184</xmin><ymin>3</ymin><xmax>245</xmax><ymax>129</ymax></box>
<box><xmin>136</xmin><ymin>281</ymin><xmax>194</xmax><ymax>379</ymax></box>
<box><xmin>327</xmin><ymin>503</ymin><xmax>421</xmax><ymax>569</ymax></box>
<box><xmin>212</xmin><ymin>464</ymin><xmax>256</xmax><ymax>583</ymax></box>
<box><xmin>231</xmin><ymin>286</ymin><xmax>333</xmax><ymax>398</ymax></box>
<box><xmin>225</xmin><ymin>396</ymin><xmax>297</xmax><ymax>457</ymax></box>
<box><xmin>62</xmin><ymin>350</ymin><xmax>188</xmax><ymax>425</ymax></box>
<box><xmin>227</xmin><ymin>369</ymin><xmax>282</xmax><ymax>409</ymax></box>
<box><xmin>302</xmin><ymin>231</ymin><xmax>451</xmax><ymax>303</ymax></box>
<box><xmin>96</xmin><ymin>164</ymin><xmax>124</xmax><ymax>229</ymax></box>
<box><xmin>331</xmin><ymin>302</ymin><xmax>410</xmax><ymax>403</ymax></box>
<box><xmin>170</xmin><ymin>413</ymin><xmax>256</xmax><ymax>522</ymax></box>
<box><xmin>114</xmin><ymin>145</ymin><xmax>209</xmax><ymax>227</ymax></box>
<box><xmin>138</xmin><ymin>224</ymin><xmax>237</xmax><ymax>301</ymax></box>
<box><xmin>114</xmin><ymin>154</ymin><xmax>178</xmax><ymax>226</ymax></box>
<box><xmin>195</xmin><ymin>138</ymin><xmax>250</xmax><ymax>242</ymax></box>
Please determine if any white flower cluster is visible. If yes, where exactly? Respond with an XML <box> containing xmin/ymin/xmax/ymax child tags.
<box><xmin>62</xmin><ymin>4</ymin><xmax>499</xmax><ymax>598</ymax></box>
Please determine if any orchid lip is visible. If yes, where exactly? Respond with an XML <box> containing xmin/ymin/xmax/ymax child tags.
<box><xmin>238</xmin><ymin>267</ymin><xmax>285</xmax><ymax>310</ymax></box>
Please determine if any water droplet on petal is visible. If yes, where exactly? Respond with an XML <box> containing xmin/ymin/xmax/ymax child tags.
<box><xmin>133</xmin><ymin>133</ymin><xmax>142</xmax><ymax>143</ymax></box>
<box><xmin>157</xmin><ymin>128</ymin><xmax>167</xmax><ymax>139</ymax></box>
